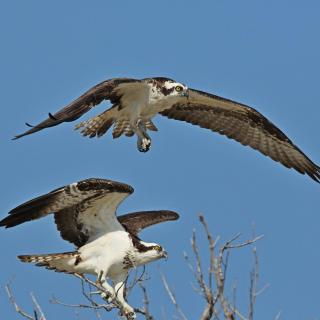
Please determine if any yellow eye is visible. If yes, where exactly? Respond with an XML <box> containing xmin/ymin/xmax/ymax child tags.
<box><xmin>154</xmin><ymin>245</ymin><xmax>162</xmax><ymax>252</ymax></box>
<box><xmin>175</xmin><ymin>85</ymin><xmax>183</xmax><ymax>92</ymax></box>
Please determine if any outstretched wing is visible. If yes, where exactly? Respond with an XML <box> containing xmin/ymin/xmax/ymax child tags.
<box><xmin>160</xmin><ymin>88</ymin><xmax>320</xmax><ymax>182</ymax></box>
<box><xmin>0</xmin><ymin>178</ymin><xmax>133</xmax><ymax>247</ymax></box>
<box><xmin>13</xmin><ymin>78</ymin><xmax>140</xmax><ymax>139</ymax></box>
<box><xmin>118</xmin><ymin>210</ymin><xmax>179</xmax><ymax>236</ymax></box>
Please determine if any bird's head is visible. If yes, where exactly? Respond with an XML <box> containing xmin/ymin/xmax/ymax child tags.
<box><xmin>161</xmin><ymin>80</ymin><xmax>189</xmax><ymax>99</ymax></box>
<box><xmin>136</xmin><ymin>242</ymin><xmax>168</xmax><ymax>265</ymax></box>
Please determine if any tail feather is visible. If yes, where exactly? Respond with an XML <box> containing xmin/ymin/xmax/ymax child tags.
<box><xmin>75</xmin><ymin>111</ymin><xmax>114</xmax><ymax>138</ymax></box>
<box><xmin>113</xmin><ymin>119</ymin><xmax>158</xmax><ymax>138</ymax></box>
<box><xmin>18</xmin><ymin>251</ymin><xmax>80</xmax><ymax>273</ymax></box>
<box><xmin>113</xmin><ymin>120</ymin><xmax>132</xmax><ymax>138</ymax></box>
<box><xmin>75</xmin><ymin>110</ymin><xmax>158</xmax><ymax>140</ymax></box>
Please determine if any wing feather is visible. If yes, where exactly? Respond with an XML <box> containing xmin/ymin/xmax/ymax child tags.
<box><xmin>160</xmin><ymin>89</ymin><xmax>320</xmax><ymax>181</ymax></box>
<box><xmin>13</xmin><ymin>78</ymin><xmax>140</xmax><ymax>139</ymax></box>
<box><xmin>118</xmin><ymin>210</ymin><xmax>179</xmax><ymax>236</ymax></box>
<box><xmin>0</xmin><ymin>178</ymin><xmax>133</xmax><ymax>246</ymax></box>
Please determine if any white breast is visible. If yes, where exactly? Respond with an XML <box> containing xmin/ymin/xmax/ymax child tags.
<box><xmin>145</xmin><ymin>95</ymin><xmax>182</xmax><ymax>117</ymax></box>
<box><xmin>78</xmin><ymin>230</ymin><xmax>133</xmax><ymax>275</ymax></box>
<box><xmin>116</xmin><ymin>82</ymin><xmax>150</xmax><ymax>125</ymax></box>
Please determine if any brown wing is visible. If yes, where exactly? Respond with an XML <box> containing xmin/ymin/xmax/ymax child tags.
<box><xmin>0</xmin><ymin>178</ymin><xmax>133</xmax><ymax>235</ymax></box>
<box><xmin>53</xmin><ymin>185</ymin><xmax>132</xmax><ymax>247</ymax></box>
<box><xmin>160</xmin><ymin>88</ymin><xmax>320</xmax><ymax>182</ymax></box>
<box><xmin>13</xmin><ymin>78</ymin><xmax>140</xmax><ymax>139</ymax></box>
<box><xmin>118</xmin><ymin>210</ymin><xmax>179</xmax><ymax>236</ymax></box>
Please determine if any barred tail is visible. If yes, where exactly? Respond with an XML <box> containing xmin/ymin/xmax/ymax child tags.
<box><xmin>112</xmin><ymin>119</ymin><xmax>158</xmax><ymax>139</ymax></box>
<box><xmin>75</xmin><ymin>109</ymin><xmax>115</xmax><ymax>138</ymax></box>
<box><xmin>18</xmin><ymin>251</ymin><xmax>80</xmax><ymax>273</ymax></box>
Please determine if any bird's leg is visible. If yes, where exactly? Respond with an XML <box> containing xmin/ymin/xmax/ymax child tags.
<box><xmin>96</xmin><ymin>270</ymin><xmax>115</xmax><ymax>302</ymax></box>
<box><xmin>113</xmin><ymin>273</ymin><xmax>136</xmax><ymax>319</ymax></box>
<box><xmin>136</xmin><ymin>119</ymin><xmax>151</xmax><ymax>152</ymax></box>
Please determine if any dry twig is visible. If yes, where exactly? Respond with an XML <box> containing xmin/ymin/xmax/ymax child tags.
<box><xmin>161</xmin><ymin>272</ymin><xmax>188</xmax><ymax>320</ymax></box>
<box><xmin>164</xmin><ymin>214</ymin><xmax>265</xmax><ymax>320</ymax></box>
<box><xmin>138</xmin><ymin>282</ymin><xmax>154</xmax><ymax>320</ymax></box>
<box><xmin>51</xmin><ymin>271</ymin><xmax>155</xmax><ymax>319</ymax></box>
<box><xmin>5</xmin><ymin>283</ymin><xmax>46</xmax><ymax>320</ymax></box>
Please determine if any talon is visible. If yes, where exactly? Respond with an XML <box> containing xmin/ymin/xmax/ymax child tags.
<box><xmin>100</xmin><ymin>290</ymin><xmax>115</xmax><ymax>303</ymax></box>
<box><xmin>126</xmin><ymin>311</ymin><xmax>136</xmax><ymax>319</ymax></box>
<box><xmin>121</xmin><ymin>309</ymin><xmax>136</xmax><ymax>319</ymax></box>
<box><xmin>137</xmin><ymin>137</ymin><xmax>151</xmax><ymax>152</ymax></box>
<box><xmin>100</xmin><ymin>291</ymin><xmax>109</xmax><ymax>299</ymax></box>
<box><xmin>100</xmin><ymin>291</ymin><xmax>108</xmax><ymax>299</ymax></box>
<box><xmin>136</xmin><ymin>119</ymin><xmax>152</xmax><ymax>152</ymax></box>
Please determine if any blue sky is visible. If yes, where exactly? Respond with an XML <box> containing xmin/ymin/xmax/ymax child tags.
<box><xmin>1</xmin><ymin>1</ymin><xmax>320</xmax><ymax>319</ymax></box>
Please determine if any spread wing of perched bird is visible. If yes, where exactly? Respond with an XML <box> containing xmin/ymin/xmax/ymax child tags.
<box><xmin>0</xmin><ymin>178</ymin><xmax>179</xmax><ymax>319</ymax></box>
<box><xmin>13</xmin><ymin>77</ymin><xmax>320</xmax><ymax>182</ymax></box>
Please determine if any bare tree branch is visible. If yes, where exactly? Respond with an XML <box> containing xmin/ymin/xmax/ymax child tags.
<box><xmin>173</xmin><ymin>214</ymin><xmax>265</xmax><ymax>320</ymax></box>
<box><xmin>5</xmin><ymin>283</ymin><xmax>46</xmax><ymax>320</ymax></box>
<box><xmin>30</xmin><ymin>293</ymin><xmax>46</xmax><ymax>320</ymax></box>
<box><xmin>51</xmin><ymin>295</ymin><xmax>107</xmax><ymax>310</ymax></box>
<box><xmin>274</xmin><ymin>310</ymin><xmax>282</xmax><ymax>320</ymax></box>
<box><xmin>161</xmin><ymin>272</ymin><xmax>188</xmax><ymax>320</ymax></box>
<box><xmin>138</xmin><ymin>282</ymin><xmax>154</xmax><ymax>320</ymax></box>
<box><xmin>52</xmin><ymin>272</ymin><xmax>157</xmax><ymax>319</ymax></box>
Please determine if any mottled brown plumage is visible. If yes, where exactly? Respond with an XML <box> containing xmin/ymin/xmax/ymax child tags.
<box><xmin>0</xmin><ymin>178</ymin><xmax>133</xmax><ymax>229</ymax></box>
<box><xmin>160</xmin><ymin>89</ymin><xmax>320</xmax><ymax>182</ymax></box>
<box><xmin>13</xmin><ymin>78</ymin><xmax>140</xmax><ymax>139</ymax></box>
<box><xmin>118</xmin><ymin>210</ymin><xmax>179</xmax><ymax>237</ymax></box>
<box><xmin>13</xmin><ymin>77</ymin><xmax>320</xmax><ymax>181</ymax></box>
<box><xmin>0</xmin><ymin>178</ymin><xmax>179</xmax><ymax>248</ymax></box>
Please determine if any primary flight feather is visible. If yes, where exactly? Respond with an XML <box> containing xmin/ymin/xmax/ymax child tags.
<box><xmin>13</xmin><ymin>77</ymin><xmax>320</xmax><ymax>182</ymax></box>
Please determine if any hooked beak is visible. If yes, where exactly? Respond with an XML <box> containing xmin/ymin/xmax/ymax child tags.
<box><xmin>161</xmin><ymin>250</ymin><xmax>168</xmax><ymax>260</ymax></box>
<box><xmin>182</xmin><ymin>90</ymin><xmax>189</xmax><ymax>99</ymax></box>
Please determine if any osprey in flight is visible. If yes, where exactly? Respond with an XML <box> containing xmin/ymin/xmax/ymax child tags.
<box><xmin>0</xmin><ymin>178</ymin><xmax>179</xmax><ymax>319</ymax></box>
<box><xmin>14</xmin><ymin>77</ymin><xmax>320</xmax><ymax>181</ymax></box>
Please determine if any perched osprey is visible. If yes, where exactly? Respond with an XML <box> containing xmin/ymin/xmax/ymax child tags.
<box><xmin>0</xmin><ymin>178</ymin><xmax>179</xmax><ymax>319</ymax></box>
<box><xmin>14</xmin><ymin>77</ymin><xmax>320</xmax><ymax>181</ymax></box>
